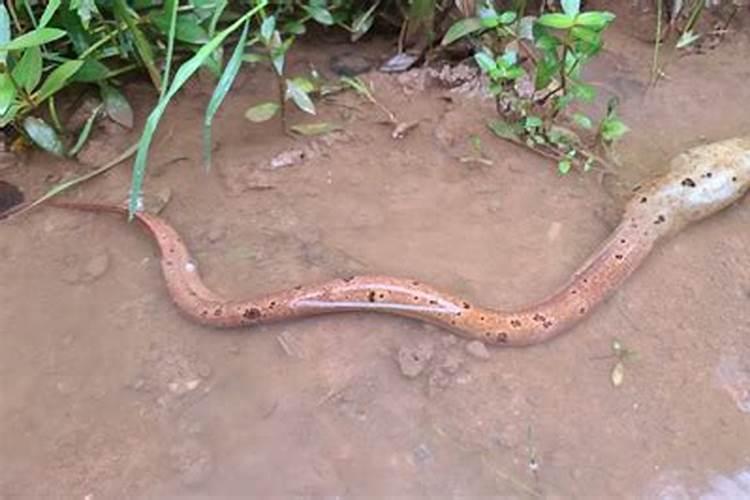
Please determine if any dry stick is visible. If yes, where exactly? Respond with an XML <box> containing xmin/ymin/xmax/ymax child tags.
<box><xmin>0</xmin><ymin>142</ymin><xmax>139</xmax><ymax>221</ymax></box>
<box><xmin>650</xmin><ymin>0</ymin><xmax>664</xmax><ymax>85</ymax></box>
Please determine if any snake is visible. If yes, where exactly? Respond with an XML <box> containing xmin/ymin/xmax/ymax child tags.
<box><xmin>50</xmin><ymin>136</ymin><xmax>750</xmax><ymax>347</ymax></box>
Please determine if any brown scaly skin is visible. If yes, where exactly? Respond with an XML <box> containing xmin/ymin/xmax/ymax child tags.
<box><xmin>51</xmin><ymin>136</ymin><xmax>750</xmax><ymax>346</ymax></box>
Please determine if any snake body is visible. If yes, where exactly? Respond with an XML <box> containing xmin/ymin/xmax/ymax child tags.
<box><xmin>54</xmin><ymin>136</ymin><xmax>750</xmax><ymax>346</ymax></box>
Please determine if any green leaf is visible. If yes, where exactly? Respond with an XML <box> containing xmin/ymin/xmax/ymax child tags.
<box><xmin>0</xmin><ymin>103</ymin><xmax>18</xmax><ymax>127</ymax></box>
<box><xmin>286</xmin><ymin>78</ymin><xmax>316</xmax><ymax>114</ymax></box>
<box><xmin>0</xmin><ymin>73</ymin><xmax>16</xmax><ymax>116</ymax></box>
<box><xmin>0</xmin><ymin>5</ymin><xmax>10</xmax><ymax>65</ymax></box>
<box><xmin>676</xmin><ymin>30</ymin><xmax>701</xmax><ymax>49</ymax></box>
<box><xmin>442</xmin><ymin>17</ymin><xmax>484</xmax><ymax>46</ymax></box>
<box><xmin>0</xmin><ymin>28</ymin><xmax>67</xmax><ymax>51</ymax></box>
<box><xmin>152</xmin><ymin>12</ymin><xmax>210</xmax><ymax>44</ymax></box>
<box><xmin>575</xmin><ymin>11</ymin><xmax>615</xmax><ymax>30</ymax></box>
<box><xmin>72</xmin><ymin>58</ymin><xmax>111</xmax><ymax>82</ymax></box>
<box><xmin>524</xmin><ymin>116</ymin><xmax>543</xmax><ymax>129</ymax></box>
<box><xmin>536</xmin><ymin>13</ymin><xmax>575</xmax><ymax>30</ymax></box>
<box><xmin>38</xmin><ymin>0</ymin><xmax>62</xmax><ymax>28</ymax></box>
<box><xmin>128</xmin><ymin>0</ymin><xmax>268</xmax><ymax>216</ymax></box>
<box><xmin>12</xmin><ymin>46</ymin><xmax>42</xmax><ymax>92</ymax></box>
<box><xmin>70</xmin><ymin>0</ymin><xmax>99</xmax><ymax>29</ymax></box>
<box><xmin>571</xmin><ymin>25</ymin><xmax>600</xmax><ymax>45</ymax></box>
<box><xmin>499</xmin><ymin>11</ymin><xmax>517</xmax><ymax>24</ymax></box>
<box><xmin>561</xmin><ymin>0</ymin><xmax>580</xmax><ymax>17</ymax></box>
<box><xmin>534</xmin><ymin>54</ymin><xmax>558</xmax><ymax>90</ymax></box>
<box><xmin>474</xmin><ymin>51</ymin><xmax>496</xmax><ymax>74</ymax></box>
<box><xmin>572</xmin><ymin>112</ymin><xmax>592</xmax><ymax>129</ymax></box>
<box><xmin>290</xmin><ymin>122</ymin><xmax>340</xmax><ymax>136</ymax></box>
<box><xmin>203</xmin><ymin>18</ymin><xmax>249</xmax><ymax>171</ymax></box>
<box><xmin>245</xmin><ymin>101</ymin><xmax>279</xmax><ymax>122</ymax></box>
<box><xmin>558</xmin><ymin>159</ymin><xmax>572</xmax><ymax>174</ymax></box>
<box><xmin>535</xmin><ymin>33</ymin><xmax>560</xmax><ymax>51</ymax></box>
<box><xmin>304</xmin><ymin>5</ymin><xmax>334</xmax><ymax>25</ymax></box>
<box><xmin>569</xmin><ymin>82</ymin><xmax>595</xmax><ymax>102</ymax></box>
<box><xmin>33</xmin><ymin>59</ymin><xmax>84</xmax><ymax>103</ymax></box>
<box><xmin>113</xmin><ymin>0</ymin><xmax>161</xmax><ymax>90</ymax></box>
<box><xmin>488</xmin><ymin>119</ymin><xmax>521</xmax><ymax>141</ymax></box>
<box><xmin>282</xmin><ymin>20</ymin><xmax>306</xmax><ymax>35</ymax></box>
<box><xmin>69</xmin><ymin>103</ymin><xmax>102</xmax><ymax>157</ymax></box>
<box><xmin>260</xmin><ymin>15</ymin><xmax>275</xmax><ymax>42</ymax></box>
<box><xmin>23</xmin><ymin>116</ymin><xmax>66</xmax><ymax>156</ymax></box>
<box><xmin>600</xmin><ymin>117</ymin><xmax>629</xmax><ymax>142</ymax></box>
<box><xmin>100</xmin><ymin>83</ymin><xmax>133</xmax><ymax>128</ymax></box>
<box><xmin>350</xmin><ymin>2</ymin><xmax>378</xmax><ymax>42</ymax></box>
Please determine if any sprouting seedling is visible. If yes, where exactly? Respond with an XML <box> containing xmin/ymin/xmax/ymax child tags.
<box><xmin>340</xmin><ymin>75</ymin><xmax>397</xmax><ymax>123</ymax></box>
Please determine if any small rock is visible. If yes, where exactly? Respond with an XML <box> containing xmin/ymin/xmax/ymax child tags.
<box><xmin>83</xmin><ymin>252</ymin><xmax>110</xmax><ymax>281</ymax></box>
<box><xmin>205</xmin><ymin>225</ymin><xmax>226</xmax><ymax>244</ymax></box>
<box><xmin>466</xmin><ymin>340</ymin><xmax>491</xmax><ymax>360</ymax></box>
<box><xmin>440</xmin><ymin>353</ymin><xmax>463</xmax><ymax>374</ymax></box>
<box><xmin>397</xmin><ymin>342</ymin><xmax>433</xmax><ymax>378</ymax></box>
<box><xmin>547</xmin><ymin>221</ymin><xmax>562</xmax><ymax>242</ymax></box>
<box><xmin>196</xmin><ymin>361</ymin><xmax>212</xmax><ymax>378</ymax></box>
<box><xmin>412</xmin><ymin>443</ymin><xmax>433</xmax><ymax>464</ymax></box>
<box><xmin>330</xmin><ymin>53</ymin><xmax>372</xmax><ymax>76</ymax></box>
<box><xmin>269</xmin><ymin>149</ymin><xmax>305</xmax><ymax>169</ymax></box>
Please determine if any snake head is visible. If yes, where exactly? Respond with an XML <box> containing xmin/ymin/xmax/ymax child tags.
<box><xmin>627</xmin><ymin>136</ymin><xmax>750</xmax><ymax>236</ymax></box>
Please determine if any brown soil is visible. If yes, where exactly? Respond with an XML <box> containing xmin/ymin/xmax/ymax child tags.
<box><xmin>2</xmin><ymin>4</ymin><xmax>750</xmax><ymax>498</ymax></box>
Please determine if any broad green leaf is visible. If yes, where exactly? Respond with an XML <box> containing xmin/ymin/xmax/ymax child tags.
<box><xmin>70</xmin><ymin>0</ymin><xmax>99</xmax><ymax>28</ymax></box>
<box><xmin>100</xmin><ymin>83</ymin><xmax>133</xmax><ymax>128</ymax></box>
<box><xmin>558</xmin><ymin>159</ymin><xmax>572</xmax><ymax>174</ymax></box>
<box><xmin>0</xmin><ymin>28</ymin><xmax>67</xmax><ymax>51</ymax></box>
<box><xmin>0</xmin><ymin>5</ymin><xmax>10</xmax><ymax>64</ymax></box>
<box><xmin>474</xmin><ymin>51</ymin><xmax>496</xmax><ymax>74</ymax></box>
<box><xmin>305</xmin><ymin>5</ymin><xmax>334</xmax><ymax>25</ymax></box>
<box><xmin>203</xmin><ymin>18</ymin><xmax>249</xmax><ymax>171</ymax></box>
<box><xmin>561</xmin><ymin>0</ymin><xmax>580</xmax><ymax>17</ymax></box>
<box><xmin>39</xmin><ymin>0</ymin><xmax>62</xmax><ymax>28</ymax></box>
<box><xmin>243</xmin><ymin>53</ymin><xmax>264</xmax><ymax>63</ymax></box>
<box><xmin>245</xmin><ymin>101</ymin><xmax>279</xmax><ymax>122</ymax></box>
<box><xmin>535</xmin><ymin>33</ymin><xmax>560</xmax><ymax>51</ymax></box>
<box><xmin>571</xmin><ymin>25</ymin><xmax>600</xmax><ymax>45</ymax></box>
<box><xmin>69</xmin><ymin>103</ymin><xmax>102</xmax><ymax>156</ymax></box>
<box><xmin>499</xmin><ymin>11</ymin><xmax>517</xmax><ymax>24</ymax></box>
<box><xmin>575</xmin><ymin>11</ymin><xmax>615</xmax><ymax>29</ymax></box>
<box><xmin>572</xmin><ymin>112</ymin><xmax>593</xmax><ymax>129</ymax></box>
<box><xmin>442</xmin><ymin>17</ymin><xmax>484</xmax><ymax>46</ymax></box>
<box><xmin>286</xmin><ymin>78</ymin><xmax>316</xmax><ymax>114</ymax></box>
<box><xmin>0</xmin><ymin>73</ymin><xmax>16</xmax><ymax>115</ymax></box>
<box><xmin>569</xmin><ymin>81</ymin><xmax>595</xmax><ymax>102</ymax></box>
<box><xmin>0</xmin><ymin>103</ymin><xmax>18</xmax><ymax>127</ymax></box>
<box><xmin>23</xmin><ymin>116</ymin><xmax>66</xmax><ymax>156</ymax></box>
<box><xmin>534</xmin><ymin>54</ymin><xmax>558</xmax><ymax>90</ymax></box>
<box><xmin>488</xmin><ymin>119</ymin><xmax>521</xmax><ymax>140</ymax></box>
<box><xmin>151</xmin><ymin>12</ymin><xmax>210</xmax><ymax>44</ymax></box>
<box><xmin>113</xmin><ymin>0</ymin><xmax>161</xmax><ymax>90</ymax></box>
<box><xmin>73</xmin><ymin>58</ymin><xmax>111</xmax><ymax>82</ymax></box>
<box><xmin>350</xmin><ymin>2</ymin><xmax>378</xmax><ymax>42</ymax></box>
<box><xmin>536</xmin><ymin>13</ymin><xmax>575</xmax><ymax>30</ymax></box>
<box><xmin>261</xmin><ymin>15</ymin><xmax>275</xmax><ymax>42</ymax></box>
<box><xmin>128</xmin><ymin>1</ymin><xmax>268</xmax><ymax>216</ymax></box>
<box><xmin>600</xmin><ymin>116</ymin><xmax>629</xmax><ymax>142</ymax></box>
<box><xmin>290</xmin><ymin>122</ymin><xmax>340</xmax><ymax>136</ymax></box>
<box><xmin>33</xmin><ymin>59</ymin><xmax>84</xmax><ymax>103</ymax></box>
<box><xmin>282</xmin><ymin>20</ymin><xmax>306</xmax><ymax>35</ymax></box>
<box><xmin>288</xmin><ymin>76</ymin><xmax>315</xmax><ymax>94</ymax></box>
<box><xmin>524</xmin><ymin>116</ymin><xmax>543</xmax><ymax>129</ymax></box>
<box><xmin>12</xmin><ymin>46</ymin><xmax>42</xmax><ymax>92</ymax></box>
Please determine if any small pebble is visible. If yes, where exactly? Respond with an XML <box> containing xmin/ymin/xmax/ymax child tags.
<box><xmin>397</xmin><ymin>342</ymin><xmax>433</xmax><ymax>378</ymax></box>
<box><xmin>466</xmin><ymin>340</ymin><xmax>490</xmax><ymax>360</ymax></box>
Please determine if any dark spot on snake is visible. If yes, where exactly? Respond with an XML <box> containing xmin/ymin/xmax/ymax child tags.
<box><xmin>532</xmin><ymin>313</ymin><xmax>545</xmax><ymax>322</ymax></box>
<box><xmin>378</xmin><ymin>293</ymin><xmax>385</xmax><ymax>299</ymax></box>
<box><xmin>620</xmin><ymin>239</ymin><xmax>626</xmax><ymax>244</ymax></box>
<box><xmin>654</xmin><ymin>214</ymin><xmax>666</xmax><ymax>225</ymax></box>
<box><xmin>165</xmin><ymin>260</ymin><xmax>173</xmax><ymax>266</ymax></box>
<box><xmin>243</xmin><ymin>308</ymin><xmax>261</xmax><ymax>320</ymax></box>
<box><xmin>640</xmin><ymin>197</ymin><xmax>648</xmax><ymax>203</ymax></box>
<box><xmin>702</xmin><ymin>171</ymin><xmax>713</xmax><ymax>178</ymax></box>
<box><xmin>632</xmin><ymin>185</ymin><xmax>642</xmax><ymax>192</ymax></box>
<box><xmin>368</xmin><ymin>291</ymin><xmax>376</xmax><ymax>302</ymax></box>
<box><xmin>429</xmin><ymin>299</ymin><xmax>438</xmax><ymax>305</ymax></box>
<box><xmin>412</xmin><ymin>280</ymin><xmax>420</xmax><ymax>286</ymax></box>
<box><xmin>456</xmin><ymin>311</ymin><xmax>462</xmax><ymax>317</ymax></box>
<box><xmin>510</xmin><ymin>319</ymin><xmax>522</xmax><ymax>328</ymax></box>
<box><xmin>214</xmin><ymin>308</ymin><xmax>223</xmax><ymax>317</ymax></box>
<box><xmin>731</xmin><ymin>176</ymin><xmax>737</xmax><ymax>182</ymax></box>
<box><xmin>583</xmin><ymin>278</ymin><xmax>589</xmax><ymax>284</ymax></box>
<box><xmin>342</xmin><ymin>276</ymin><xmax>355</xmax><ymax>283</ymax></box>
<box><xmin>200</xmin><ymin>310</ymin><xmax>208</xmax><ymax>317</ymax></box>
<box><xmin>485</xmin><ymin>331</ymin><xmax>492</xmax><ymax>339</ymax></box>
<box><xmin>579</xmin><ymin>307</ymin><xmax>586</xmax><ymax>314</ymax></box>
<box><xmin>681</xmin><ymin>177</ymin><xmax>696</xmax><ymax>187</ymax></box>
<box><xmin>450</xmin><ymin>320</ymin><xmax>456</xmax><ymax>325</ymax></box>
<box><xmin>268</xmin><ymin>301</ymin><xmax>276</xmax><ymax>309</ymax></box>
<box><xmin>480</xmin><ymin>315</ymin><xmax>486</xmax><ymax>321</ymax></box>
<box><xmin>542</xmin><ymin>320</ymin><xmax>553</xmax><ymax>329</ymax></box>
<box><xmin>615</xmin><ymin>254</ymin><xmax>624</xmax><ymax>260</ymax></box>
<box><xmin>462</xmin><ymin>302</ymin><xmax>471</xmax><ymax>309</ymax></box>
<box><xmin>188</xmin><ymin>290</ymin><xmax>197</xmax><ymax>297</ymax></box>
<box><xmin>413</xmin><ymin>295</ymin><xmax>419</xmax><ymax>301</ymax></box>
<box><xmin>496</xmin><ymin>332</ymin><xmax>508</xmax><ymax>343</ymax></box>
<box><xmin>294</xmin><ymin>285</ymin><xmax>303</xmax><ymax>290</ymax></box>
<box><xmin>570</xmin><ymin>289</ymin><xmax>577</xmax><ymax>295</ymax></box>
<box><xmin>169</xmin><ymin>248</ymin><xmax>175</xmax><ymax>253</ymax></box>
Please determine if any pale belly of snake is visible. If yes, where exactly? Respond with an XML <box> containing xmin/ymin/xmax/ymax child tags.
<box><xmin>52</xmin><ymin>136</ymin><xmax>750</xmax><ymax>346</ymax></box>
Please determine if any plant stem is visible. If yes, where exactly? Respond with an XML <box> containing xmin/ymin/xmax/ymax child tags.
<box><xmin>277</xmin><ymin>74</ymin><xmax>287</xmax><ymax>133</ymax></box>
<box><xmin>650</xmin><ymin>0</ymin><xmax>663</xmax><ymax>85</ymax></box>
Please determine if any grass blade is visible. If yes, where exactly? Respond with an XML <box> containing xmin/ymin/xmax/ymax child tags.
<box><xmin>127</xmin><ymin>1</ymin><xmax>268</xmax><ymax>217</ymax></box>
<box><xmin>203</xmin><ymin>18</ymin><xmax>249</xmax><ymax>171</ymax></box>
<box><xmin>112</xmin><ymin>0</ymin><xmax>161</xmax><ymax>90</ymax></box>
<box><xmin>160</xmin><ymin>0</ymin><xmax>178</xmax><ymax>98</ymax></box>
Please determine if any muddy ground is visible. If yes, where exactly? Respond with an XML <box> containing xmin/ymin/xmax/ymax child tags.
<box><xmin>1</xmin><ymin>3</ymin><xmax>750</xmax><ymax>498</ymax></box>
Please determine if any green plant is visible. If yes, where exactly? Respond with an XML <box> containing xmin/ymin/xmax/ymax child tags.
<box><xmin>442</xmin><ymin>0</ymin><xmax>628</xmax><ymax>174</ymax></box>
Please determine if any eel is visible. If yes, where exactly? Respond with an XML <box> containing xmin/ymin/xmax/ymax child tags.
<box><xmin>51</xmin><ymin>136</ymin><xmax>750</xmax><ymax>346</ymax></box>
